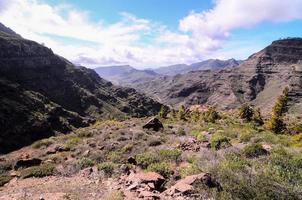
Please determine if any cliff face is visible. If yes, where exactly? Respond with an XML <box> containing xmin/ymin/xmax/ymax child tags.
<box><xmin>0</xmin><ymin>23</ymin><xmax>161</xmax><ymax>153</ymax></box>
<box><xmin>133</xmin><ymin>38</ymin><xmax>302</xmax><ymax>115</ymax></box>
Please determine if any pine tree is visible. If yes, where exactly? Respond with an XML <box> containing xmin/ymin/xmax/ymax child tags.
<box><xmin>239</xmin><ymin>104</ymin><xmax>254</xmax><ymax>122</ymax></box>
<box><xmin>252</xmin><ymin>108</ymin><xmax>264</xmax><ymax>126</ymax></box>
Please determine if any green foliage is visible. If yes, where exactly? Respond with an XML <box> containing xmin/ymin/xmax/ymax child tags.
<box><xmin>252</xmin><ymin>108</ymin><xmax>264</xmax><ymax>125</ymax></box>
<box><xmin>20</xmin><ymin>164</ymin><xmax>56</xmax><ymax>179</ymax></box>
<box><xmin>158</xmin><ymin>105</ymin><xmax>169</xmax><ymax>118</ymax></box>
<box><xmin>178</xmin><ymin>105</ymin><xmax>187</xmax><ymax>120</ymax></box>
<box><xmin>98</xmin><ymin>162</ymin><xmax>115</xmax><ymax>176</ymax></box>
<box><xmin>239</xmin><ymin>104</ymin><xmax>254</xmax><ymax>122</ymax></box>
<box><xmin>266</xmin><ymin>87</ymin><xmax>289</xmax><ymax>134</ymax></box>
<box><xmin>64</xmin><ymin>136</ymin><xmax>81</xmax><ymax>150</ymax></box>
<box><xmin>243</xmin><ymin>143</ymin><xmax>268</xmax><ymax>158</ymax></box>
<box><xmin>0</xmin><ymin>174</ymin><xmax>12</xmax><ymax>187</ymax></box>
<box><xmin>136</xmin><ymin>152</ymin><xmax>159</xmax><ymax>169</ymax></box>
<box><xmin>108</xmin><ymin>151</ymin><xmax>124</xmax><ymax>163</ymax></box>
<box><xmin>210</xmin><ymin>134</ymin><xmax>231</xmax><ymax>150</ymax></box>
<box><xmin>190</xmin><ymin>110</ymin><xmax>201</xmax><ymax>122</ymax></box>
<box><xmin>159</xmin><ymin>149</ymin><xmax>182</xmax><ymax>162</ymax></box>
<box><xmin>176</xmin><ymin>127</ymin><xmax>186</xmax><ymax>136</ymax></box>
<box><xmin>77</xmin><ymin>130</ymin><xmax>93</xmax><ymax>138</ymax></box>
<box><xmin>32</xmin><ymin>138</ymin><xmax>54</xmax><ymax>149</ymax></box>
<box><xmin>179</xmin><ymin>164</ymin><xmax>201</xmax><ymax>178</ymax></box>
<box><xmin>77</xmin><ymin>158</ymin><xmax>95</xmax><ymax>169</ymax></box>
<box><xmin>146</xmin><ymin>162</ymin><xmax>173</xmax><ymax>177</ymax></box>
<box><xmin>203</xmin><ymin>107</ymin><xmax>220</xmax><ymax>123</ymax></box>
<box><xmin>190</xmin><ymin>130</ymin><xmax>207</xmax><ymax>141</ymax></box>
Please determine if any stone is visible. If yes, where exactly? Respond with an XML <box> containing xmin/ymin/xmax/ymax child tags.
<box><xmin>143</xmin><ymin>117</ymin><xmax>164</xmax><ymax>131</ymax></box>
<box><xmin>138</xmin><ymin>191</ymin><xmax>160</xmax><ymax>199</ymax></box>
<box><xmin>13</xmin><ymin>158</ymin><xmax>42</xmax><ymax>170</ymax></box>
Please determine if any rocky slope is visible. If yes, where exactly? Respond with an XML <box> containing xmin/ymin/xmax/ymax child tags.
<box><xmin>133</xmin><ymin>38</ymin><xmax>302</xmax><ymax>114</ymax></box>
<box><xmin>0</xmin><ymin>23</ymin><xmax>161</xmax><ymax>153</ymax></box>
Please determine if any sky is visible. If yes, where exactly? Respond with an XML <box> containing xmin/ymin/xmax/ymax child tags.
<box><xmin>0</xmin><ymin>0</ymin><xmax>302</xmax><ymax>68</ymax></box>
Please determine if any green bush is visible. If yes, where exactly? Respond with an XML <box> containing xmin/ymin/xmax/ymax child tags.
<box><xmin>239</xmin><ymin>104</ymin><xmax>254</xmax><ymax>122</ymax></box>
<box><xmin>77</xmin><ymin>158</ymin><xmax>95</xmax><ymax>169</ymax></box>
<box><xmin>136</xmin><ymin>152</ymin><xmax>159</xmax><ymax>169</ymax></box>
<box><xmin>210</xmin><ymin>134</ymin><xmax>231</xmax><ymax>150</ymax></box>
<box><xmin>108</xmin><ymin>151</ymin><xmax>125</xmax><ymax>163</ymax></box>
<box><xmin>0</xmin><ymin>174</ymin><xmax>12</xmax><ymax>187</ymax></box>
<box><xmin>159</xmin><ymin>149</ymin><xmax>182</xmax><ymax>162</ymax></box>
<box><xmin>32</xmin><ymin>138</ymin><xmax>53</xmax><ymax>149</ymax></box>
<box><xmin>203</xmin><ymin>107</ymin><xmax>220</xmax><ymax>123</ymax></box>
<box><xmin>243</xmin><ymin>143</ymin><xmax>268</xmax><ymax>158</ymax></box>
<box><xmin>178</xmin><ymin>105</ymin><xmax>187</xmax><ymax>120</ymax></box>
<box><xmin>64</xmin><ymin>136</ymin><xmax>81</xmax><ymax>150</ymax></box>
<box><xmin>146</xmin><ymin>162</ymin><xmax>173</xmax><ymax>177</ymax></box>
<box><xmin>191</xmin><ymin>130</ymin><xmax>207</xmax><ymax>141</ymax></box>
<box><xmin>158</xmin><ymin>105</ymin><xmax>169</xmax><ymax>118</ymax></box>
<box><xmin>98</xmin><ymin>162</ymin><xmax>115</xmax><ymax>176</ymax></box>
<box><xmin>176</xmin><ymin>127</ymin><xmax>186</xmax><ymax>136</ymax></box>
<box><xmin>179</xmin><ymin>164</ymin><xmax>201</xmax><ymax>178</ymax></box>
<box><xmin>20</xmin><ymin>164</ymin><xmax>56</xmax><ymax>179</ymax></box>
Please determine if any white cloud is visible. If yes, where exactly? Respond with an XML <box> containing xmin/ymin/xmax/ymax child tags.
<box><xmin>0</xmin><ymin>0</ymin><xmax>301</xmax><ymax>68</ymax></box>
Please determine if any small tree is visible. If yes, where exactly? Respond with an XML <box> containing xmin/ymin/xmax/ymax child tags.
<box><xmin>239</xmin><ymin>104</ymin><xmax>254</xmax><ymax>122</ymax></box>
<box><xmin>178</xmin><ymin>105</ymin><xmax>186</xmax><ymax>120</ymax></box>
<box><xmin>158</xmin><ymin>105</ymin><xmax>169</xmax><ymax>119</ymax></box>
<box><xmin>266</xmin><ymin>87</ymin><xmax>289</xmax><ymax>134</ymax></box>
<box><xmin>252</xmin><ymin>108</ymin><xmax>264</xmax><ymax>126</ymax></box>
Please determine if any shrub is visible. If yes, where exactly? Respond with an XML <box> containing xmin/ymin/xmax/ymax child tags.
<box><xmin>158</xmin><ymin>105</ymin><xmax>169</xmax><ymax>118</ymax></box>
<box><xmin>98</xmin><ymin>162</ymin><xmax>115</xmax><ymax>177</ymax></box>
<box><xmin>64</xmin><ymin>136</ymin><xmax>81</xmax><ymax>150</ymax></box>
<box><xmin>178</xmin><ymin>105</ymin><xmax>187</xmax><ymax>120</ymax></box>
<box><xmin>203</xmin><ymin>107</ymin><xmax>220</xmax><ymax>123</ymax></box>
<box><xmin>266</xmin><ymin>115</ymin><xmax>286</xmax><ymax>134</ymax></box>
<box><xmin>146</xmin><ymin>162</ymin><xmax>173</xmax><ymax>177</ymax></box>
<box><xmin>252</xmin><ymin>108</ymin><xmax>264</xmax><ymax>126</ymax></box>
<box><xmin>0</xmin><ymin>161</ymin><xmax>12</xmax><ymax>174</ymax></box>
<box><xmin>136</xmin><ymin>152</ymin><xmax>159</xmax><ymax>169</ymax></box>
<box><xmin>210</xmin><ymin>134</ymin><xmax>231</xmax><ymax>150</ymax></box>
<box><xmin>243</xmin><ymin>143</ymin><xmax>268</xmax><ymax>158</ymax></box>
<box><xmin>104</xmin><ymin>191</ymin><xmax>124</xmax><ymax>200</ymax></box>
<box><xmin>32</xmin><ymin>138</ymin><xmax>53</xmax><ymax>149</ymax></box>
<box><xmin>239</xmin><ymin>104</ymin><xmax>254</xmax><ymax>122</ymax></box>
<box><xmin>191</xmin><ymin>130</ymin><xmax>207</xmax><ymax>141</ymax></box>
<box><xmin>179</xmin><ymin>164</ymin><xmax>201</xmax><ymax>178</ymax></box>
<box><xmin>108</xmin><ymin>151</ymin><xmax>124</xmax><ymax>163</ymax></box>
<box><xmin>239</xmin><ymin>131</ymin><xmax>254</xmax><ymax>143</ymax></box>
<box><xmin>20</xmin><ymin>164</ymin><xmax>56</xmax><ymax>178</ymax></box>
<box><xmin>159</xmin><ymin>149</ymin><xmax>182</xmax><ymax>162</ymax></box>
<box><xmin>176</xmin><ymin>127</ymin><xmax>186</xmax><ymax>136</ymax></box>
<box><xmin>0</xmin><ymin>174</ymin><xmax>12</xmax><ymax>187</ymax></box>
<box><xmin>77</xmin><ymin>158</ymin><xmax>95</xmax><ymax>169</ymax></box>
<box><xmin>77</xmin><ymin>130</ymin><xmax>93</xmax><ymax>138</ymax></box>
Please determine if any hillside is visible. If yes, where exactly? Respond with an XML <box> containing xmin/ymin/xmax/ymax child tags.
<box><xmin>0</xmin><ymin>23</ymin><xmax>161</xmax><ymax>153</ymax></box>
<box><xmin>94</xmin><ymin>65</ymin><xmax>159</xmax><ymax>85</ymax></box>
<box><xmin>153</xmin><ymin>59</ymin><xmax>241</xmax><ymax>76</ymax></box>
<box><xmin>132</xmin><ymin>38</ymin><xmax>302</xmax><ymax>115</ymax></box>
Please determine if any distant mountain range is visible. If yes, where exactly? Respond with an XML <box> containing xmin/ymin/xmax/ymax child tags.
<box><xmin>0</xmin><ymin>23</ymin><xmax>161</xmax><ymax>153</ymax></box>
<box><xmin>94</xmin><ymin>59</ymin><xmax>242</xmax><ymax>86</ymax></box>
<box><xmin>130</xmin><ymin>38</ymin><xmax>302</xmax><ymax>115</ymax></box>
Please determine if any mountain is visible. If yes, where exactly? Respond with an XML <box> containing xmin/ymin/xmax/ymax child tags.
<box><xmin>94</xmin><ymin>65</ymin><xmax>159</xmax><ymax>85</ymax></box>
<box><xmin>0</xmin><ymin>23</ymin><xmax>161</xmax><ymax>153</ymax></box>
<box><xmin>153</xmin><ymin>59</ymin><xmax>242</xmax><ymax>76</ymax></box>
<box><xmin>132</xmin><ymin>38</ymin><xmax>302</xmax><ymax>115</ymax></box>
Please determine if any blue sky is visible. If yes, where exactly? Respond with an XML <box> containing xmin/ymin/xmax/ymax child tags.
<box><xmin>0</xmin><ymin>0</ymin><xmax>301</xmax><ymax>68</ymax></box>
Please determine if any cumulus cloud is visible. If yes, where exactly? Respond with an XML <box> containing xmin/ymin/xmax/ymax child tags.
<box><xmin>0</xmin><ymin>0</ymin><xmax>301</xmax><ymax>68</ymax></box>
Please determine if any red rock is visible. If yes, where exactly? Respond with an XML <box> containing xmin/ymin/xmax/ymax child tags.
<box><xmin>139</xmin><ymin>191</ymin><xmax>160</xmax><ymax>199</ymax></box>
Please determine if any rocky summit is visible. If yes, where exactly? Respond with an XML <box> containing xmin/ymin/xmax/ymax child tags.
<box><xmin>131</xmin><ymin>38</ymin><xmax>302</xmax><ymax>115</ymax></box>
<box><xmin>0</xmin><ymin>23</ymin><xmax>161</xmax><ymax>153</ymax></box>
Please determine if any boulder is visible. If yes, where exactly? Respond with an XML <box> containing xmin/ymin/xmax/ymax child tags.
<box><xmin>127</xmin><ymin>172</ymin><xmax>165</xmax><ymax>191</ymax></box>
<box><xmin>143</xmin><ymin>117</ymin><xmax>164</xmax><ymax>131</ymax></box>
<box><xmin>166</xmin><ymin>173</ymin><xmax>222</xmax><ymax>196</ymax></box>
<box><xmin>13</xmin><ymin>158</ymin><xmax>42</xmax><ymax>170</ymax></box>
